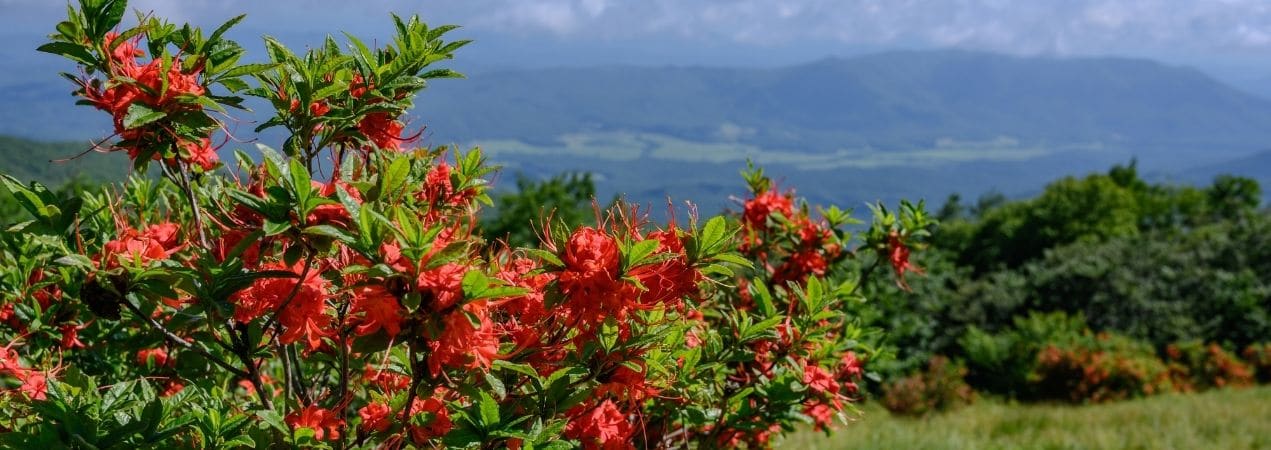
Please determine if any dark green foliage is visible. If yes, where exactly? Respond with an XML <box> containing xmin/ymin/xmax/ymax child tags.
<box><xmin>867</xmin><ymin>163</ymin><xmax>1269</xmax><ymax>403</ymax></box>
<box><xmin>943</xmin><ymin>170</ymin><xmax>1140</xmax><ymax>272</ymax></box>
<box><xmin>0</xmin><ymin>135</ymin><xmax>125</xmax><ymax>185</ymax></box>
<box><xmin>0</xmin><ymin>373</ymin><xmax>279</xmax><ymax>449</ymax></box>
<box><xmin>480</xmin><ymin>172</ymin><xmax>600</xmax><ymax>248</ymax></box>
<box><xmin>1004</xmin><ymin>225</ymin><xmax>1271</xmax><ymax>348</ymax></box>
<box><xmin>1208</xmin><ymin>174</ymin><xmax>1263</xmax><ymax>218</ymax></box>
<box><xmin>960</xmin><ymin>312</ymin><xmax>1172</xmax><ymax>402</ymax></box>
<box><xmin>959</xmin><ymin>312</ymin><xmax>1089</xmax><ymax>397</ymax></box>
<box><xmin>0</xmin><ymin>135</ymin><xmax>124</xmax><ymax>225</ymax></box>
<box><xmin>1</xmin><ymin>175</ymin><xmax>107</xmax><ymax>227</ymax></box>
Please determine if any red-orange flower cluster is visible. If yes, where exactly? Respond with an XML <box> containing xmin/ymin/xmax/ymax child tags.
<box><xmin>286</xmin><ymin>405</ymin><xmax>344</xmax><ymax>441</ymax></box>
<box><xmin>83</xmin><ymin>33</ymin><xmax>217</xmax><ymax>169</ymax></box>
<box><xmin>231</xmin><ymin>263</ymin><xmax>332</xmax><ymax>351</ymax></box>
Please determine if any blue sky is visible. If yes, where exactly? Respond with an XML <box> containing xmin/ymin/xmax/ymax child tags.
<box><xmin>5</xmin><ymin>0</ymin><xmax>1271</xmax><ymax>76</ymax></box>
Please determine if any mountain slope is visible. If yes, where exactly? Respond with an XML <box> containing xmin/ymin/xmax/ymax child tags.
<box><xmin>1176</xmin><ymin>149</ymin><xmax>1271</xmax><ymax>199</ymax></box>
<box><xmin>0</xmin><ymin>135</ymin><xmax>126</xmax><ymax>185</ymax></box>
<box><xmin>413</xmin><ymin>50</ymin><xmax>1271</xmax><ymax>162</ymax></box>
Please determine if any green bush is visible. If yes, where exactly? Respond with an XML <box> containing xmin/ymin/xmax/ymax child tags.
<box><xmin>880</xmin><ymin>355</ymin><xmax>974</xmax><ymax>417</ymax></box>
<box><xmin>959</xmin><ymin>312</ymin><xmax>1175</xmax><ymax>403</ymax></box>
<box><xmin>959</xmin><ymin>312</ymin><xmax>1087</xmax><ymax>397</ymax></box>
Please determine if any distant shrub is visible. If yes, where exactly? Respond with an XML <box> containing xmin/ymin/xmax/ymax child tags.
<box><xmin>880</xmin><ymin>355</ymin><xmax>974</xmax><ymax>417</ymax></box>
<box><xmin>1165</xmin><ymin>341</ymin><xmax>1255</xmax><ymax>391</ymax></box>
<box><xmin>960</xmin><ymin>311</ymin><xmax>1087</xmax><ymax>397</ymax></box>
<box><xmin>961</xmin><ymin>312</ymin><xmax>1176</xmax><ymax>403</ymax></box>
<box><xmin>1031</xmin><ymin>333</ymin><xmax>1172</xmax><ymax>403</ymax></box>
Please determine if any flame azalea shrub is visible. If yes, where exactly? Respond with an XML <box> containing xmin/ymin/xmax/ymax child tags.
<box><xmin>1029</xmin><ymin>333</ymin><xmax>1172</xmax><ymax>403</ymax></box>
<box><xmin>0</xmin><ymin>1</ymin><xmax>932</xmax><ymax>449</ymax></box>
<box><xmin>880</xmin><ymin>356</ymin><xmax>974</xmax><ymax>417</ymax></box>
<box><xmin>1164</xmin><ymin>341</ymin><xmax>1254</xmax><ymax>391</ymax></box>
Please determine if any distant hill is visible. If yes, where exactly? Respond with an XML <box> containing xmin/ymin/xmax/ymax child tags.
<box><xmin>412</xmin><ymin>50</ymin><xmax>1271</xmax><ymax>165</ymax></box>
<box><xmin>0</xmin><ymin>135</ymin><xmax>126</xmax><ymax>185</ymax></box>
<box><xmin>1176</xmin><ymin>149</ymin><xmax>1271</xmax><ymax>200</ymax></box>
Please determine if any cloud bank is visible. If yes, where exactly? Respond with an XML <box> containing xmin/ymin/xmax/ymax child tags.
<box><xmin>5</xmin><ymin>0</ymin><xmax>1271</xmax><ymax>58</ymax></box>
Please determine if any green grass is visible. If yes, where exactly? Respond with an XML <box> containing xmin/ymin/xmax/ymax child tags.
<box><xmin>779</xmin><ymin>386</ymin><xmax>1271</xmax><ymax>450</ymax></box>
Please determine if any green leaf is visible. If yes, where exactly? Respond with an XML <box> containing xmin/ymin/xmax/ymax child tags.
<box><xmin>401</xmin><ymin>292</ymin><xmax>422</xmax><ymax>311</ymax></box>
<box><xmin>227</xmin><ymin>189</ymin><xmax>272</xmax><ymax>217</ymax></box>
<box><xmin>256</xmin><ymin>410</ymin><xmax>287</xmax><ymax>433</ymax></box>
<box><xmin>623</xmin><ymin>239</ymin><xmax>661</xmax><ymax>269</ymax></box>
<box><xmin>336</xmin><ymin>185</ymin><xmax>362</xmax><ymax>222</ymax></box>
<box><xmin>711</xmin><ymin>252</ymin><xmax>754</xmax><ymax>269</ymax></box>
<box><xmin>0</xmin><ymin>175</ymin><xmax>50</xmax><ymax>221</ymax></box>
<box><xmin>700</xmin><ymin>216</ymin><xmax>728</xmax><ymax>251</ymax></box>
<box><xmin>751</xmin><ymin>277</ymin><xmax>776</xmax><ymax>317</ymax></box>
<box><xmin>600</xmin><ymin>319</ymin><xmax>619</xmax><ymax>352</ymax></box>
<box><xmin>207</xmin><ymin>14</ymin><xmax>246</xmax><ymax>46</ymax></box>
<box><xmin>81</xmin><ymin>0</ymin><xmax>127</xmax><ymax>42</ymax></box>
<box><xmin>461</xmin><ymin>270</ymin><xmax>529</xmax><ymax>301</ymax></box>
<box><xmin>123</xmin><ymin>103</ymin><xmax>168</xmax><ymax>129</ymax></box>
<box><xmin>423</xmin><ymin>241</ymin><xmax>470</xmax><ymax>270</ymax></box>
<box><xmin>263</xmin><ymin>219</ymin><xmax>291</xmax><ymax>237</ymax></box>
<box><xmin>36</xmin><ymin>42</ymin><xmax>97</xmax><ymax>66</ymax></box>
<box><xmin>287</xmin><ymin>158</ymin><xmax>312</xmax><ymax>216</ymax></box>
<box><xmin>492</xmin><ymin>360</ymin><xmax>540</xmax><ymax>383</ymax></box>
<box><xmin>220</xmin><ymin>63</ymin><xmax>279</xmax><ymax>79</ymax></box>
<box><xmin>381</xmin><ymin>156</ymin><xmax>411</xmax><ymax>197</ymax></box>
<box><xmin>303</xmin><ymin>224</ymin><xmax>354</xmax><ymax>243</ymax></box>
<box><xmin>221</xmin><ymin>435</ymin><xmax>256</xmax><ymax>448</ymax></box>
<box><xmin>419</xmin><ymin>68</ymin><xmax>463</xmax><ymax>79</ymax></box>
<box><xmin>484</xmin><ymin>372</ymin><xmax>507</xmax><ymax>400</ymax></box>
<box><xmin>255</xmin><ymin>143</ymin><xmax>287</xmax><ymax>175</ymax></box>
<box><xmin>54</xmin><ymin>254</ymin><xmax>96</xmax><ymax>270</ymax></box>
<box><xmin>700</xmin><ymin>263</ymin><xmax>734</xmax><ymax>277</ymax></box>
<box><xmin>477</xmin><ymin>390</ymin><xmax>500</xmax><ymax>429</ymax></box>
<box><xmin>522</xmin><ymin>248</ymin><xmax>564</xmax><ymax>268</ymax></box>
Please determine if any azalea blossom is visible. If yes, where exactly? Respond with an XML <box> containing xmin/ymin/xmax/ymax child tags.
<box><xmin>887</xmin><ymin>231</ymin><xmax>924</xmax><ymax>290</ymax></box>
<box><xmin>286</xmin><ymin>405</ymin><xmax>345</xmax><ymax>441</ymax></box>
<box><xmin>564</xmin><ymin>400</ymin><xmax>635</xmax><ymax>450</ymax></box>
<box><xmin>231</xmin><ymin>262</ymin><xmax>333</xmax><ymax>351</ymax></box>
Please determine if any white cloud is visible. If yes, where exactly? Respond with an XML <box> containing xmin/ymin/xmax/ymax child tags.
<box><xmin>8</xmin><ymin>0</ymin><xmax>1271</xmax><ymax>59</ymax></box>
<box><xmin>446</xmin><ymin>0</ymin><xmax>1271</xmax><ymax>57</ymax></box>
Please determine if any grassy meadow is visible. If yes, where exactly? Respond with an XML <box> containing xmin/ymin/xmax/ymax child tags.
<box><xmin>779</xmin><ymin>386</ymin><xmax>1271</xmax><ymax>450</ymax></box>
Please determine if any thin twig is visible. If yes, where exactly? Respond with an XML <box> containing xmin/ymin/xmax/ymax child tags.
<box><xmin>288</xmin><ymin>343</ymin><xmax>313</xmax><ymax>404</ymax></box>
<box><xmin>280</xmin><ymin>339</ymin><xmax>293</xmax><ymax>417</ymax></box>
<box><xmin>120</xmin><ymin>298</ymin><xmax>248</xmax><ymax>379</ymax></box>
<box><xmin>171</xmin><ymin>163</ymin><xmax>210</xmax><ymax>248</ymax></box>
<box><xmin>222</xmin><ymin>317</ymin><xmax>274</xmax><ymax>410</ymax></box>
<box><xmin>399</xmin><ymin>344</ymin><xmax>422</xmax><ymax>421</ymax></box>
